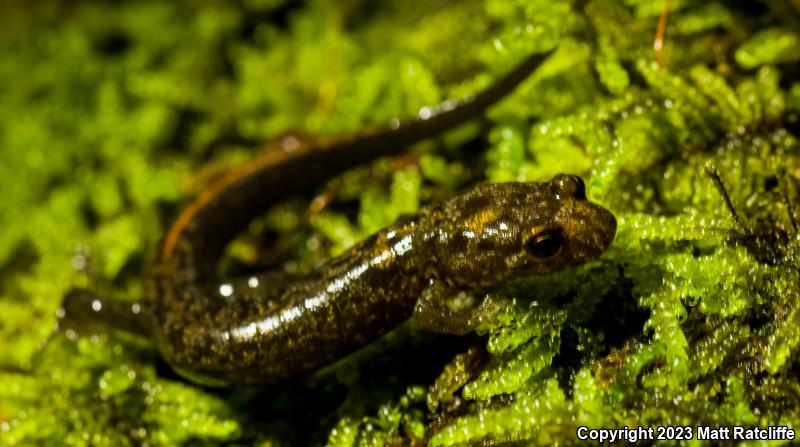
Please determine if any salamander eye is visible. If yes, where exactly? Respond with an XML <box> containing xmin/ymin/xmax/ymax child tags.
<box><xmin>550</xmin><ymin>174</ymin><xmax>587</xmax><ymax>200</ymax></box>
<box><xmin>524</xmin><ymin>229</ymin><xmax>562</xmax><ymax>259</ymax></box>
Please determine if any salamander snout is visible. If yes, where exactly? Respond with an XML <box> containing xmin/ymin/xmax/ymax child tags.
<box><xmin>589</xmin><ymin>205</ymin><xmax>617</xmax><ymax>253</ymax></box>
<box><xmin>555</xmin><ymin>187</ymin><xmax>617</xmax><ymax>263</ymax></box>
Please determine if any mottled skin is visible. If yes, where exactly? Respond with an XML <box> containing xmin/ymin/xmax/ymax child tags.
<box><xmin>61</xmin><ymin>48</ymin><xmax>617</xmax><ymax>386</ymax></box>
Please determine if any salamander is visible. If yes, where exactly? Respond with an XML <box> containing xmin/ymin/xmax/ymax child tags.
<box><xmin>61</xmin><ymin>48</ymin><xmax>617</xmax><ymax>386</ymax></box>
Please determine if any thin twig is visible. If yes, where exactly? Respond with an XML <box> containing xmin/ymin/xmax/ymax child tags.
<box><xmin>704</xmin><ymin>165</ymin><xmax>749</xmax><ymax>233</ymax></box>
<box><xmin>654</xmin><ymin>0</ymin><xmax>671</xmax><ymax>67</ymax></box>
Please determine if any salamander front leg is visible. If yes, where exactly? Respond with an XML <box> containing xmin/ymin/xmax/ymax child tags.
<box><xmin>412</xmin><ymin>281</ymin><xmax>498</xmax><ymax>336</ymax></box>
<box><xmin>60</xmin><ymin>288</ymin><xmax>152</xmax><ymax>337</ymax></box>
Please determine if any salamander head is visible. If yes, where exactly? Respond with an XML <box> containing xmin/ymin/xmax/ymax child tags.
<box><xmin>431</xmin><ymin>174</ymin><xmax>616</xmax><ymax>286</ymax></box>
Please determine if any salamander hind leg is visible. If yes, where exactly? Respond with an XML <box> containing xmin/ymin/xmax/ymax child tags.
<box><xmin>412</xmin><ymin>282</ymin><xmax>500</xmax><ymax>336</ymax></box>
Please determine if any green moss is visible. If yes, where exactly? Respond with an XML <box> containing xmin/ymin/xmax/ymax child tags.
<box><xmin>735</xmin><ymin>28</ymin><xmax>800</xmax><ymax>70</ymax></box>
<box><xmin>1</xmin><ymin>0</ymin><xmax>800</xmax><ymax>446</ymax></box>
